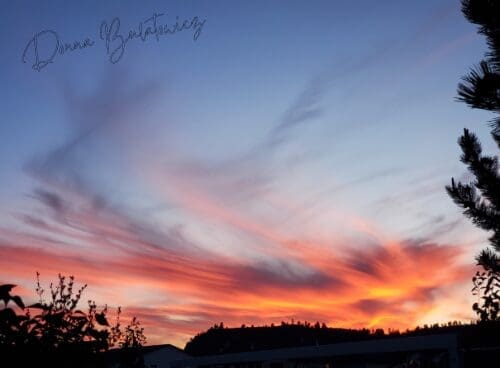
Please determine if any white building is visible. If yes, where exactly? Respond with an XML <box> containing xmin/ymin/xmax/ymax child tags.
<box><xmin>169</xmin><ymin>334</ymin><xmax>461</xmax><ymax>368</ymax></box>
<box><xmin>141</xmin><ymin>344</ymin><xmax>192</xmax><ymax>368</ymax></box>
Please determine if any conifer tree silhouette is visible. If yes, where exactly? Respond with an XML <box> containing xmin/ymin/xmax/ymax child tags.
<box><xmin>446</xmin><ymin>0</ymin><xmax>500</xmax><ymax>321</ymax></box>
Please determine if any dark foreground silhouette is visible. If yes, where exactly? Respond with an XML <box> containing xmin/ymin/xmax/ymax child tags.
<box><xmin>0</xmin><ymin>275</ymin><xmax>146</xmax><ymax>368</ymax></box>
<box><xmin>184</xmin><ymin>321</ymin><xmax>500</xmax><ymax>357</ymax></box>
<box><xmin>446</xmin><ymin>0</ymin><xmax>500</xmax><ymax>323</ymax></box>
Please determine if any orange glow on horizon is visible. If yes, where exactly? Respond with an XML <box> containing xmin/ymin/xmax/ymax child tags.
<box><xmin>0</xmin><ymin>165</ymin><xmax>480</xmax><ymax>347</ymax></box>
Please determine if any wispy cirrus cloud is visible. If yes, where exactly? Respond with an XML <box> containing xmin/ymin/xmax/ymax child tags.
<box><xmin>0</xmin><ymin>172</ymin><xmax>473</xmax><ymax>346</ymax></box>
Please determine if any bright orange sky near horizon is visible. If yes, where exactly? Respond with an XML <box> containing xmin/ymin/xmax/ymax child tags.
<box><xmin>0</xmin><ymin>187</ymin><xmax>484</xmax><ymax>346</ymax></box>
<box><xmin>0</xmin><ymin>0</ymin><xmax>495</xmax><ymax>347</ymax></box>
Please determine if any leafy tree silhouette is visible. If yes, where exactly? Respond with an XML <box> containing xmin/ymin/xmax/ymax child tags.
<box><xmin>446</xmin><ymin>0</ymin><xmax>500</xmax><ymax>322</ymax></box>
<box><xmin>0</xmin><ymin>273</ymin><xmax>146</xmax><ymax>368</ymax></box>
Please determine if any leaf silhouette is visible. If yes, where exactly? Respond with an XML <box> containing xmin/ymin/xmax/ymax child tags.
<box><xmin>95</xmin><ymin>312</ymin><xmax>109</xmax><ymax>326</ymax></box>
<box><xmin>11</xmin><ymin>295</ymin><xmax>25</xmax><ymax>309</ymax></box>
<box><xmin>0</xmin><ymin>284</ymin><xmax>16</xmax><ymax>294</ymax></box>
<box><xmin>28</xmin><ymin>302</ymin><xmax>49</xmax><ymax>310</ymax></box>
<box><xmin>0</xmin><ymin>284</ymin><xmax>16</xmax><ymax>305</ymax></box>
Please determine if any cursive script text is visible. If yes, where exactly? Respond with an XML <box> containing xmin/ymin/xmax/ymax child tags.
<box><xmin>100</xmin><ymin>13</ymin><xmax>205</xmax><ymax>64</ymax></box>
<box><xmin>22</xmin><ymin>30</ymin><xmax>94</xmax><ymax>72</ymax></box>
<box><xmin>22</xmin><ymin>12</ymin><xmax>206</xmax><ymax>71</ymax></box>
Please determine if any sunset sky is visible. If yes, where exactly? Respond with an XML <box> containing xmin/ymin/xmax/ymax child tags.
<box><xmin>0</xmin><ymin>0</ymin><xmax>497</xmax><ymax>346</ymax></box>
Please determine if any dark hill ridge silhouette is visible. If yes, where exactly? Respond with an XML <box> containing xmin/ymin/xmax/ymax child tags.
<box><xmin>185</xmin><ymin>323</ymin><xmax>374</xmax><ymax>356</ymax></box>
<box><xmin>184</xmin><ymin>321</ymin><xmax>500</xmax><ymax>356</ymax></box>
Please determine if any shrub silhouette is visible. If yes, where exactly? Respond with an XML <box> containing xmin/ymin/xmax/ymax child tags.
<box><xmin>0</xmin><ymin>273</ymin><xmax>146</xmax><ymax>368</ymax></box>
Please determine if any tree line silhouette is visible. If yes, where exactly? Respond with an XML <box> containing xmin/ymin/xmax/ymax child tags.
<box><xmin>184</xmin><ymin>320</ymin><xmax>500</xmax><ymax>357</ymax></box>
